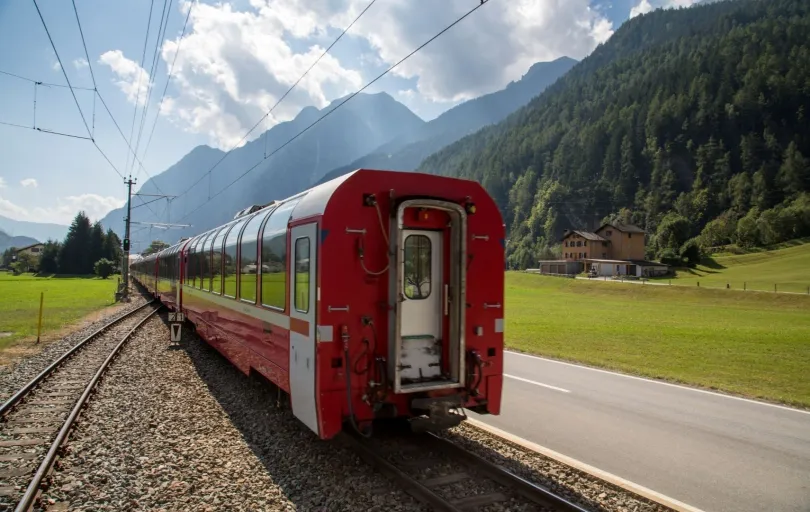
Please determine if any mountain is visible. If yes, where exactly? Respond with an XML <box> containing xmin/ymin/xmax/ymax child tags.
<box><xmin>99</xmin><ymin>92</ymin><xmax>425</xmax><ymax>245</ymax></box>
<box><xmin>0</xmin><ymin>215</ymin><xmax>67</xmax><ymax>243</ymax></box>
<box><xmin>418</xmin><ymin>0</ymin><xmax>810</xmax><ymax>268</ymax></box>
<box><xmin>315</xmin><ymin>57</ymin><xmax>578</xmax><ymax>186</ymax></box>
<box><xmin>0</xmin><ymin>229</ymin><xmax>39</xmax><ymax>253</ymax></box>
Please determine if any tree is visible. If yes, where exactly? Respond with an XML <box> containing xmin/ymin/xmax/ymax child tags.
<box><xmin>680</xmin><ymin>238</ymin><xmax>703</xmax><ymax>267</ymax></box>
<box><xmin>1</xmin><ymin>247</ymin><xmax>16</xmax><ymax>268</ymax></box>
<box><xmin>58</xmin><ymin>211</ymin><xmax>93</xmax><ymax>274</ymax></box>
<box><xmin>142</xmin><ymin>240</ymin><xmax>169</xmax><ymax>256</ymax></box>
<box><xmin>89</xmin><ymin>222</ymin><xmax>105</xmax><ymax>269</ymax></box>
<box><xmin>94</xmin><ymin>258</ymin><xmax>114</xmax><ymax>279</ymax></box>
<box><xmin>103</xmin><ymin>229</ymin><xmax>122</xmax><ymax>265</ymax></box>
<box><xmin>12</xmin><ymin>252</ymin><xmax>36</xmax><ymax>274</ymax></box>
<box><xmin>39</xmin><ymin>241</ymin><xmax>61</xmax><ymax>274</ymax></box>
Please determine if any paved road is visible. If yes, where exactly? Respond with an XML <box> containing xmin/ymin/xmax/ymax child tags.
<box><xmin>470</xmin><ymin>351</ymin><xmax>810</xmax><ymax>512</ymax></box>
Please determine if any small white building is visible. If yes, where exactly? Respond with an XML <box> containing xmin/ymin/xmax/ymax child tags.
<box><xmin>586</xmin><ymin>259</ymin><xmax>669</xmax><ymax>278</ymax></box>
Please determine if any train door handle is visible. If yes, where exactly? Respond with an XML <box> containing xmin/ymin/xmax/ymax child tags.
<box><xmin>306</xmin><ymin>357</ymin><xmax>310</xmax><ymax>370</ymax></box>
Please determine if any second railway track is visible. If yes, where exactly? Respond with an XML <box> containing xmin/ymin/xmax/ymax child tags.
<box><xmin>0</xmin><ymin>298</ymin><xmax>161</xmax><ymax>511</ymax></box>
<box><xmin>342</xmin><ymin>425</ymin><xmax>592</xmax><ymax>512</ymax></box>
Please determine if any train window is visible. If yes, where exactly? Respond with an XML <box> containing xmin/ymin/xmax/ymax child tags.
<box><xmin>223</xmin><ymin>218</ymin><xmax>248</xmax><ymax>298</ymax></box>
<box><xmin>294</xmin><ymin>237</ymin><xmax>310</xmax><ymax>313</ymax></box>
<box><xmin>239</xmin><ymin>211</ymin><xmax>270</xmax><ymax>304</ymax></box>
<box><xmin>211</xmin><ymin>226</ymin><xmax>230</xmax><ymax>294</ymax></box>
<box><xmin>198</xmin><ymin>232</ymin><xmax>212</xmax><ymax>291</ymax></box>
<box><xmin>261</xmin><ymin>199</ymin><xmax>299</xmax><ymax>310</ymax></box>
<box><xmin>188</xmin><ymin>239</ymin><xmax>199</xmax><ymax>288</ymax></box>
<box><xmin>404</xmin><ymin>234</ymin><xmax>431</xmax><ymax>300</ymax></box>
<box><xmin>203</xmin><ymin>233</ymin><xmax>215</xmax><ymax>291</ymax></box>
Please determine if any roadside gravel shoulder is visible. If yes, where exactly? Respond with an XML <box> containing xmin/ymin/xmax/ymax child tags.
<box><xmin>41</xmin><ymin>313</ymin><xmax>424</xmax><ymax>511</ymax></box>
<box><xmin>0</xmin><ymin>291</ymin><xmax>150</xmax><ymax>403</ymax></box>
<box><xmin>438</xmin><ymin>424</ymin><xmax>671</xmax><ymax>512</ymax></box>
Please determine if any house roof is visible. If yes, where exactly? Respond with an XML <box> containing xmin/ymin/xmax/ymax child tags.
<box><xmin>561</xmin><ymin>230</ymin><xmax>607</xmax><ymax>242</ymax></box>
<box><xmin>597</xmin><ymin>222</ymin><xmax>646</xmax><ymax>234</ymax></box>
<box><xmin>15</xmin><ymin>243</ymin><xmax>44</xmax><ymax>253</ymax></box>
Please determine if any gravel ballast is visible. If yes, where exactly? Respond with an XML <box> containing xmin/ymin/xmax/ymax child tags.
<box><xmin>0</xmin><ymin>292</ymin><xmax>150</xmax><ymax>403</ymax></box>
<box><xmin>40</xmin><ymin>313</ymin><xmax>425</xmax><ymax>511</ymax></box>
<box><xmin>33</xmin><ymin>304</ymin><xmax>672</xmax><ymax>512</ymax></box>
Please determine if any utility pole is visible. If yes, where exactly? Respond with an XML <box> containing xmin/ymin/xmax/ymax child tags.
<box><xmin>120</xmin><ymin>175</ymin><xmax>136</xmax><ymax>301</ymax></box>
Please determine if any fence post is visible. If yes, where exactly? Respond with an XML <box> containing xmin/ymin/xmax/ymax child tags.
<box><xmin>36</xmin><ymin>292</ymin><xmax>44</xmax><ymax>344</ymax></box>
<box><xmin>774</xmin><ymin>283</ymin><xmax>777</xmax><ymax>293</ymax></box>
<box><xmin>697</xmin><ymin>281</ymin><xmax>700</xmax><ymax>287</ymax></box>
<box><xmin>744</xmin><ymin>282</ymin><xmax>746</xmax><ymax>291</ymax></box>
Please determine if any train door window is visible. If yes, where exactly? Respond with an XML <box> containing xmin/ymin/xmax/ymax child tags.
<box><xmin>239</xmin><ymin>210</ymin><xmax>271</xmax><ymax>304</ymax></box>
<box><xmin>211</xmin><ymin>225</ymin><xmax>229</xmax><ymax>295</ymax></box>
<box><xmin>294</xmin><ymin>237</ymin><xmax>310</xmax><ymax>313</ymax></box>
<box><xmin>261</xmin><ymin>199</ymin><xmax>299</xmax><ymax>310</ymax></box>
<box><xmin>223</xmin><ymin>218</ymin><xmax>248</xmax><ymax>299</ymax></box>
<box><xmin>403</xmin><ymin>234</ymin><xmax>431</xmax><ymax>300</ymax></box>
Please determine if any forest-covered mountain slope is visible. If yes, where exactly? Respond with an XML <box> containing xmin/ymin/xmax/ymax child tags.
<box><xmin>419</xmin><ymin>0</ymin><xmax>810</xmax><ymax>268</ymax></box>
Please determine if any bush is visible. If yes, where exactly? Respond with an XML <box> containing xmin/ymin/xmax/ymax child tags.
<box><xmin>680</xmin><ymin>238</ymin><xmax>703</xmax><ymax>267</ymax></box>
<box><xmin>659</xmin><ymin>248</ymin><xmax>681</xmax><ymax>266</ymax></box>
<box><xmin>94</xmin><ymin>258</ymin><xmax>114</xmax><ymax>279</ymax></box>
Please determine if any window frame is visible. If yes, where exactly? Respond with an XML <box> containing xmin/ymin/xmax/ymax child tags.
<box><xmin>293</xmin><ymin>236</ymin><xmax>310</xmax><ymax>314</ymax></box>
<box><xmin>237</xmin><ymin>210</ymin><xmax>268</xmax><ymax>305</ymax></box>
<box><xmin>403</xmin><ymin>233</ymin><xmax>432</xmax><ymax>301</ymax></box>
<box><xmin>259</xmin><ymin>199</ymin><xmax>299</xmax><ymax>312</ymax></box>
<box><xmin>222</xmin><ymin>218</ymin><xmax>249</xmax><ymax>299</ymax></box>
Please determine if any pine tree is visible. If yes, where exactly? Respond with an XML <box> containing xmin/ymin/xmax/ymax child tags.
<box><xmin>58</xmin><ymin>211</ymin><xmax>93</xmax><ymax>274</ymax></box>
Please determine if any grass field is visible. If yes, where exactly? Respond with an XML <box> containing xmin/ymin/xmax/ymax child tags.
<box><xmin>0</xmin><ymin>272</ymin><xmax>119</xmax><ymax>351</ymax></box>
<box><xmin>506</xmin><ymin>272</ymin><xmax>810</xmax><ymax>407</ymax></box>
<box><xmin>664</xmin><ymin>239</ymin><xmax>810</xmax><ymax>294</ymax></box>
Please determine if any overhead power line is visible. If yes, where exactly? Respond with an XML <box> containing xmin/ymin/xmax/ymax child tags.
<box><xmin>174</xmin><ymin>0</ymin><xmax>379</xmax><ymax>205</ymax></box>
<box><xmin>31</xmin><ymin>0</ymin><xmax>94</xmax><ymax>140</ymax></box>
<box><xmin>140</xmin><ymin>0</ymin><xmax>196</xmax><ymax>164</ymax></box>
<box><xmin>177</xmin><ymin>0</ymin><xmax>492</xmax><ymax>224</ymax></box>
<box><xmin>126</xmin><ymin>0</ymin><xmax>157</xmax><ymax>174</ymax></box>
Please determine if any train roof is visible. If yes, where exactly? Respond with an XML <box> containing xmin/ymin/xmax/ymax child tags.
<box><xmin>135</xmin><ymin>168</ymin><xmax>484</xmax><ymax>263</ymax></box>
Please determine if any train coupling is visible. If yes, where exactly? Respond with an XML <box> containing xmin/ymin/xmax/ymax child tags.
<box><xmin>408</xmin><ymin>395</ymin><xmax>466</xmax><ymax>433</ymax></box>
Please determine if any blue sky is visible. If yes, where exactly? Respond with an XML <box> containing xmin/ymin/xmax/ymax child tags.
<box><xmin>0</xmin><ymin>0</ymin><xmax>690</xmax><ymax>227</ymax></box>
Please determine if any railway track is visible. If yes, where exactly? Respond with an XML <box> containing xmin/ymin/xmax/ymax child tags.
<box><xmin>343</xmin><ymin>426</ymin><xmax>592</xmax><ymax>512</ymax></box>
<box><xmin>0</xmin><ymin>299</ymin><xmax>161</xmax><ymax>511</ymax></box>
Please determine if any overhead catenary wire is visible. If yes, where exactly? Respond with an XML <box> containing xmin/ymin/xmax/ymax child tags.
<box><xmin>140</xmin><ymin>0</ymin><xmax>197</xmax><ymax>165</ymax></box>
<box><xmin>130</xmin><ymin>0</ymin><xmax>174</xmax><ymax>177</ymax></box>
<box><xmin>177</xmin><ymin>0</ymin><xmax>492</xmax><ymax>224</ymax></box>
<box><xmin>31</xmin><ymin>0</ymin><xmax>94</xmax><ymax>140</ymax></box>
<box><xmin>126</xmin><ymin>0</ymin><xmax>157</xmax><ymax>174</ymax></box>
<box><xmin>174</xmin><ymin>0</ymin><xmax>379</xmax><ymax>205</ymax></box>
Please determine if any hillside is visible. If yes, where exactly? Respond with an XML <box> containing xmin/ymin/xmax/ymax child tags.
<box><xmin>671</xmin><ymin>239</ymin><xmax>810</xmax><ymax>293</ymax></box>
<box><xmin>0</xmin><ymin>229</ymin><xmax>38</xmax><ymax>253</ymax></box>
<box><xmin>0</xmin><ymin>215</ymin><xmax>67</xmax><ymax>243</ymax></box>
<box><xmin>419</xmin><ymin>0</ymin><xmax>810</xmax><ymax>269</ymax></box>
<box><xmin>316</xmin><ymin>57</ymin><xmax>577</xmax><ymax>186</ymax></box>
<box><xmin>99</xmin><ymin>92</ymin><xmax>424</xmax><ymax>245</ymax></box>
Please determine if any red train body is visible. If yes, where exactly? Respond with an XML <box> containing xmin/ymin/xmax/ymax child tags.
<box><xmin>131</xmin><ymin>169</ymin><xmax>505</xmax><ymax>440</ymax></box>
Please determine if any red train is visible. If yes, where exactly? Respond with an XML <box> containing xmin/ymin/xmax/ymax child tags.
<box><xmin>130</xmin><ymin>169</ymin><xmax>505</xmax><ymax>439</ymax></box>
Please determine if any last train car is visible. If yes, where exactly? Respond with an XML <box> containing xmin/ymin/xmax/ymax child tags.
<box><xmin>131</xmin><ymin>168</ymin><xmax>505</xmax><ymax>440</ymax></box>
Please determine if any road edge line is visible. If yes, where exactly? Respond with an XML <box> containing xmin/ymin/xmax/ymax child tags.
<box><xmin>465</xmin><ymin>417</ymin><xmax>706</xmax><ymax>512</ymax></box>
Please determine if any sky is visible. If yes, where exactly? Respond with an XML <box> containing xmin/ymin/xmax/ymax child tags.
<box><xmin>0</xmin><ymin>0</ymin><xmax>699</xmax><ymax>227</ymax></box>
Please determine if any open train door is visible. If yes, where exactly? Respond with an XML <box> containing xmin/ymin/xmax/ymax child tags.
<box><xmin>289</xmin><ymin>222</ymin><xmax>319</xmax><ymax>435</ymax></box>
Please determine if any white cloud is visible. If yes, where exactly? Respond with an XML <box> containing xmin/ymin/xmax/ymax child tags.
<box><xmin>51</xmin><ymin>61</ymin><xmax>61</xmax><ymax>71</ymax></box>
<box><xmin>630</xmin><ymin>0</ymin><xmax>700</xmax><ymax>18</ymax></box>
<box><xmin>20</xmin><ymin>178</ymin><xmax>38</xmax><ymax>188</ymax></box>
<box><xmin>0</xmin><ymin>177</ymin><xmax>6</xmax><ymax>189</ymax></box>
<box><xmin>73</xmin><ymin>58</ymin><xmax>89</xmax><ymax>69</ymax></box>
<box><xmin>98</xmin><ymin>50</ymin><xmax>151</xmax><ymax>106</ymax></box>
<box><xmin>135</xmin><ymin>0</ymin><xmax>614</xmax><ymax>149</ymax></box>
<box><xmin>0</xmin><ymin>194</ymin><xmax>125</xmax><ymax>225</ymax></box>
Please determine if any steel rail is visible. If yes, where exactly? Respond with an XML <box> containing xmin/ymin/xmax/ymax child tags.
<box><xmin>14</xmin><ymin>304</ymin><xmax>163</xmax><ymax>512</ymax></box>
<box><xmin>340</xmin><ymin>429</ymin><xmax>463</xmax><ymax>512</ymax></box>
<box><xmin>424</xmin><ymin>433</ymin><xmax>591</xmax><ymax>512</ymax></box>
<box><xmin>0</xmin><ymin>299</ymin><xmax>156</xmax><ymax>418</ymax></box>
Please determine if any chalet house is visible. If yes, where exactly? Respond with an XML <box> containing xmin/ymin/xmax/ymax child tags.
<box><xmin>14</xmin><ymin>243</ymin><xmax>45</xmax><ymax>271</ymax></box>
<box><xmin>536</xmin><ymin>222</ymin><xmax>669</xmax><ymax>277</ymax></box>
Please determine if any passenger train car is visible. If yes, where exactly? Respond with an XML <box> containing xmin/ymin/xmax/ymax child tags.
<box><xmin>130</xmin><ymin>169</ymin><xmax>505</xmax><ymax>440</ymax></box>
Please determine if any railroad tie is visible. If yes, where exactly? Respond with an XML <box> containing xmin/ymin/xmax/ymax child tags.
<box><xmin>451</xmin><ymin>492</ymin><xmax>508</xmax><ymax>509</ymax></box>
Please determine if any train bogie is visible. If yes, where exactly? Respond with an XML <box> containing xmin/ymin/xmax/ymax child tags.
<box><xmin>130</xmin><ymin>169</ymin><xmax>505</xmax><ymax>440</ymax></box>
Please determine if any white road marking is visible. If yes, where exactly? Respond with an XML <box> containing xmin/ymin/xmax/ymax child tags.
<box><xmin>506</xmin><ymin>350</ymin><xmax>810</xmax><ymax>416</ymax></box>
<box><xmin>466</xmin><ymin>418</ymin><xmax>706</xmax><ymax>512</ymax></box>
<box><xmin>504</xmin><ymin>374</ymin><xmax>570</xmax><ymax>393</ymax></box>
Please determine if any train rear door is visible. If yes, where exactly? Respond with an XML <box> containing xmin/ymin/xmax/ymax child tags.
<box><xmin>288</xmin><ymin>222</ymin><xmax>319</xmax><ymax>435</ymax></box>
<box><xmin>391</xmin><ymin>199</ymin><xmax>467</xmax><ymax>395</ymax></box>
